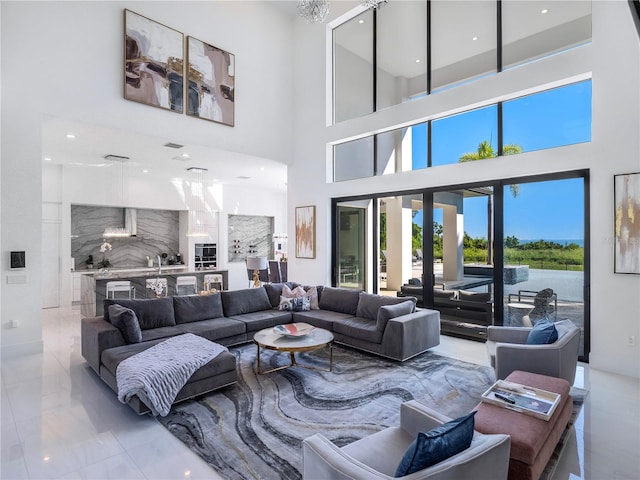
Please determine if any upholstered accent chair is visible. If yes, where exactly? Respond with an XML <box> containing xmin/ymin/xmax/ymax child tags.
<box><xmin>486</xmin><ymin>319</ymin><xmax>581</xmax><ymax>384</ymax></box>
<box><xmin>302</xmin><ymin>400</ymin><xmax>511</xmax><ymax>480</ymax></box>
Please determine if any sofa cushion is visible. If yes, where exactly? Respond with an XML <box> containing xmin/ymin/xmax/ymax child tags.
<box><xmin>263</xmin><ymin>282</ymin><xmax>299</xmax><ymax>308</ymax></box>
<box><xmin>395</xmin><ymin>411</ymin><xmax>476</xmax><ymax>476</ymax></box>
<box><xmin>229</xmin><ymin>310</ymin><xmax>293</xmax><ymax>333</ymax></box>
<box><xmin>179</xmin><ymin>318</ymin><xmax>246</xmax><ymax>341</ymax></box>
<box><xmin>222</xmin><ymin>288</ymin><xmax>273</xmax><ymax>316</ymax></box>
<box><xmin>356</xmin><ymin>292</ymin><xmax>416</xmax><ymax>321</ymax></box>
<box><xmin>332</xmin><ymin>317</ymin><xmax>383</xmax><ymax>344</ymax></box>
<box><xmin>291</xmin><ymin>309</ymin><xmax>352</xmax><ymax>331</ymax></box>
<box><xmin>107</xmin><ymin>304</ymin><xmax>142</xmax><ymax>344</ymax></box>
<box><xmin>104</xmin><ymin>297</ymin><xmax>175</xmax><ymax>330</ymax></box>
<box><xmin>140</xmin><ymin>323</ymin><xmax>200</xmax><ymax>343</ymax></box>
<box><xmin>318</xmin><ymin>287</ymin><xmax>360</xmax><ymax>315</ymax></box>
<box><xmin>376</xmin><ymin>301</ymin><xmax>415</xmax><ymax>332</ymax></box>
<box><xmin>526</xmin><ymin>320</ymin><xmax>559</xmax><ymax>344</ymax></box>
<box><xmin>173</xmin><ymin>293</ymin><xmax>224</xmax><ymax>324</ymax></box>
<box><xmin>457</xmin><ymin>290</ymin><xmax>491</xmax><ymax>302</ymax></box>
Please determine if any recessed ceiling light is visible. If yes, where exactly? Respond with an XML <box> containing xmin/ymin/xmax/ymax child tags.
<box><xmin>142</xmin><ymin>169</ymin><xmax>149</xmax><ymax>173</ymax></box>
<box><xmin>358</xmin><ymin>19</ymin><xmax>364</xmax><ymax>24</ymax></box>
<box><xmin>44</xmin><ymin>157</ymin><xmax>52</xmax><ymax>161</ymax></box>
<box><xmin>65</xmin><ymin>133</ymin><xmax>76</xmax><ymax>139</ymax></box>
<box><xmin>541</xmin><ymin>8</ymin><xmax>549</xmax><ymax>14</ymax></box>
<box><xmin>181</xmin><ymin>153</ymin><xmax>190</xmax><ymax>158</ymax></box>
<box><xmin>260</xmin><ymin>167</ymin><xmax>265</xmax><ymax>171</ymax></box>
<box><xmin>472</xmin><ymin>36</ymin><xmax>478</xmax><ymax>41</ymax></box>
<box><xmin>415</xmin><ymin>59</ymin><xmax>421</xmax><ymax>63</ymax></box>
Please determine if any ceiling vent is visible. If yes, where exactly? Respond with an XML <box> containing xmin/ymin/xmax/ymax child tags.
<box><xmin>236</xmin><ymin>175</ymin><xmax>251</xmax><ymax>180</ymax></box>
<box><xmin>164</xmin><ymin>142</ymin><xmax>184</xmax><ymax>149</ymax></box>
<box><xmin>104</xmin><ymin>154</ymin><xmax>130</xmax><ymax>162</ymax></box>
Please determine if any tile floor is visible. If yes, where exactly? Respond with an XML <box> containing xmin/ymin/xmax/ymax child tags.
<box><xmin>1</xmin><ymin>305</ymin><xmax>639</xmax><ymax>479</ymax></box>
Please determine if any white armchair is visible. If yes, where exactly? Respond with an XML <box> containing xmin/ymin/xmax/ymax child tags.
<box><xmin>302</xmin><ymin>400</ymin><xmax>510</xmax><ymax>480</ymax></box>
<box><xmin>487</xmin><ymin>319</ymin><xmax>581</xmax><ymax>384</ymax></box>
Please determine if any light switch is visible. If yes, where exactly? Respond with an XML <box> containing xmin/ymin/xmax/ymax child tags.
<box><xmin>6</xmin><ymin>274</ymin><xmax>27</xmax><ymax>284</ymax></box>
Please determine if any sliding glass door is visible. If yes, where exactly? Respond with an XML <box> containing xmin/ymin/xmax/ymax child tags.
<box><xmin>336</xmin><ymin>202</ymin><xmax>368</xmax><ymax>290</ymax></box>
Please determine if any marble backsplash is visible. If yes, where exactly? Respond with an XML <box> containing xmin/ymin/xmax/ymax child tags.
<box><xmin>71</xmin><ymin>205</ymin><xmax>180</xmax><ymax>270</ymax></box>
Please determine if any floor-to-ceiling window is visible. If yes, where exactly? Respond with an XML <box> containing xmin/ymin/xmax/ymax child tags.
<box><xmin>331</xmin><ymin>171</ymin><xmax>590</xmax><ymax>361</ymax></box>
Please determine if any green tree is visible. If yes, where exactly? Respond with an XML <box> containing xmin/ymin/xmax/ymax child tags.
<box><xmin>505</xmin><ymin>235</ymin><xmax>520</xmax><ymax>248</ymax></box>
<box><xmin>458</xmin><ymin>140</ymin><xmax>523</xmax><ymax>263</ymax></box>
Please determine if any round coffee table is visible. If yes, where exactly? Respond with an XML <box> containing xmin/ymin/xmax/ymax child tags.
<box><xmin>253</xmin><ymin>323</ymin><xmax>334</xmax><ymax>374</ymax></box>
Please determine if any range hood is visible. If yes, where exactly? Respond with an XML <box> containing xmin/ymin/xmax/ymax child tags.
<box><xmin>103</xmin><ymin>208</ymin><xmax>138</xmax><ymax>237</ymax></box>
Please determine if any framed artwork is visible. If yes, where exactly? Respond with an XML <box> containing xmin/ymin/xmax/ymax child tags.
<box><xmin>124</xmin><ymin>10</ymin><xmax>184</xmax><ymax>113</ymax></box>
<box><xmin>187</xmin><ymin>36</ymin><xmax>235</xmax><ymax>127</ymax></box>
<box><xmin>295</xmin><ymin>206</ymin><xmax>316</xmax><ymax>259</ymax></box>
<box><xmin>614</xmin><ymin>172</ymin><xmax>640</xmax><ymax>274</ymax></box>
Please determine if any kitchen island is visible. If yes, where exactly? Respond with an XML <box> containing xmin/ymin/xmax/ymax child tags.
<box><xmin>80</xmin><ymin>267</ymin><xmax>228</xmax><ymax>317</ymax></box>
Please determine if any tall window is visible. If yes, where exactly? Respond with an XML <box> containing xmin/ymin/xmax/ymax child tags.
<box><xmin>430</xmin><ymin>0</ymin><xmax>497</xmax><ymax>92</ymax></box>
<box><xmin>503</xmin><ymin>80</ymin><xmax>592</xmax><ymax>153</ymax></box>
<box><xmin>376</xmin><ymin>1</ymin><xmax>428</xmax><ymax>110</ymax></box>
<box><xmin>431</xmin><ymin>105</ymin><xmax>498</xmax><ymax>167</ymax></box>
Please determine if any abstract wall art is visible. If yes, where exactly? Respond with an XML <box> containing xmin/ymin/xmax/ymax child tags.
<box><xmin>295</xmin><ymin>206</ymin><xmax>316</xmax><ymax>259</ymax></box>
<box><xmin>614</xmin><ymin>172</ymin><xmax>640</xmax><ymax>274</ymax></box>
<box><xmin>187</xmin><ymin>36</ymin><xmax>235</xmax><ymax>127</ymax></box>
<box><xmin>124</xmin><ymin>10</ymin><xmax>184</xmax><ymax>113</ymax></box>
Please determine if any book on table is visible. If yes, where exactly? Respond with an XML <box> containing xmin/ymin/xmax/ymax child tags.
<box><xmin>480</xmin><ymin>380</ymin><xmax>561</xmax><ymax>421</ymax></box>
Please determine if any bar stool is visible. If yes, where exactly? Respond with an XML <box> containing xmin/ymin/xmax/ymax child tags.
<box><xmin>145</xmin><ymin>278</ymin><xmax>168</xmax><ymax>297</ymax></box>
<box><xmin>106</xmin><ymin>281</ymin><xmax>135</xmax><ymax>299</ymax></box>
<box><xmin>175</xmin><ymin>276</ymin><xmax>198</xmax><ymax>295</ymax></box>
<box><xmin>204</xmin><ymin>274</ymin><xmax>223</xmax><ymax>291</ymax></box>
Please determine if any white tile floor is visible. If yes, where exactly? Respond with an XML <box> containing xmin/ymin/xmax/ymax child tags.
<box><xmin>1</xmin><ymin>305</ymin><xmax>639</xmax><ymax>479</ymax></box>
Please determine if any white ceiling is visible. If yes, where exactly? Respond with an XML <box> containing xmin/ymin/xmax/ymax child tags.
<box><xmin>43</xmin><ymin>117</ymin><xmax>288</xmax><ymax>192</ymax></box>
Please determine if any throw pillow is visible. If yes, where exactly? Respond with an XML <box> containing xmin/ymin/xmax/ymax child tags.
<box><xmin>395</xmin><ymin>411</ymin><xmax>476</xmax><ymax>477</ymax></box>
<box><xmin>108</xmin><ymin>304</ymin><xmax>142</xmax><ymax>344</ymax></box>
<box><xmin>376</xmin><ymin>301</ymin><xmax>415</xmax><ymax>332</ymax></box>
<box><xmin>304</xmin><ymin>286</ymin><xmax>320</xmax><ymax>310</ymax></box>
<box><xmin>526</xmin><ymin>319</ymin><xmax>559</xmax><ymax>344</ymax></box>
<box><xmin>278</xmin><ymin>295</ymin><xmax>311</xmax><ymax>312</ymax></box>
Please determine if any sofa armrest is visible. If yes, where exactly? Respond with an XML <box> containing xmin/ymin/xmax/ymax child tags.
<box><xmin>303</xmin><ymin>434</ymin><xmax>391</xmax><ymax>480</ymax></box>
<box><xmin>381</xmin><ymin>309</ymin><xmax>440</xmax><ymax>361</ymax></box>
<box><xmin>487</xmin><ymin>326</ymin><xmax>530</xmax><ymax>344</ymax></box>
<box><xmin>400</xmin><ymin>400</ymin><xmax>451</xmax><ymax>437</ymax></box>
<box><xmin>81</xmin><ymin>316</ymin><xmax>125</xmax><ymax>374</ymax></box>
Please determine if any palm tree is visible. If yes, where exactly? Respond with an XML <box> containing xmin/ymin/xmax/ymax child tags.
<box><xmin>458</xmin><ymin>140</ymin><xmax>523</xmax><ymax>263</ymax></box>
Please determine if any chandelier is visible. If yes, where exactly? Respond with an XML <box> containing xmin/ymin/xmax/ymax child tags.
<box><xmin>186</xmin><ymin>167</ymin><xmax>209</xmax><ymax>237</ymax></box>
<box><xmin>361</xmin><ymin>0</ymin><xmax>388</xmax><ymax>9</ymax></box>
<box><xmin>297</xmin><ymin>0</ymin><xmax>330</xmax><ymax>24</ymax></box>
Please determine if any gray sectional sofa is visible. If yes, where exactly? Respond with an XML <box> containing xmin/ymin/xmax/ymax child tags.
<box><xmin>81</xmin><ymin>282</ymin><xmax>440</xmax><ymax>414</ymax></box>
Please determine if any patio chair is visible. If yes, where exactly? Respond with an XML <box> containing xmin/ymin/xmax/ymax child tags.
<box><xmin>303</xmin><ymin>400</ymin><xmax>510</xmax><ymax>480</ymax></box>
<box><xmin>507</xmin><ymin>288</ymin><xmax>557</xmax><ymax>323</ymax></box>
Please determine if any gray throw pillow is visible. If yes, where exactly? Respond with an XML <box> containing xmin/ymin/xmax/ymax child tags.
<box><xmin>107</xmin><ymin>304</ymin><xmax>142</xmax><ymax>344</ymax></box>
<box><xmin>395</xmin><ymin>411</ymin><xmax>476</xmax><ymax>476</ymax></box>
<box><xmin>318</xmin><ymin>287</ymin><xmax>361</xmax><ymax>315</ymax></box>
<box><xmin>357</xmin><ymin>292</ymin><xmax>417</xmax><ymax>321</ymax></box>
<box><xmin>376</xmin><ymin>301</ymin><xmax>415</xmax><ymax>331</ymax></box>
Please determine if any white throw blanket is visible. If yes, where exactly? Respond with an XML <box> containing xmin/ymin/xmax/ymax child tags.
<box><xmin>116</xmin><ymin>333</ymin><xmax>228</xmax><ymax>416</ymax></box>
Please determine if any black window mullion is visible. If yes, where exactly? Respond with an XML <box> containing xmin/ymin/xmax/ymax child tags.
<box><xmin>497</xmin><ymin>0</ymin><xmax>502</xmax><ymax>73</ymax></box>
<box><xmin>427</xmin><ymin>121</ymin><xmax>432</xmax><ymax>168</ymax></box>
<box><xmin>498</xmin><ymin>102</ymin><xmax>503</xmax><ymax>156</ymax></box>
<box><xmin>426</xmin><ymin>0</ymin><xmax>432</xmax><ymax>94</ymax></box>
<box><xmin>493</xmin><ymin>183</ymin><xmax>505</xmax><ymax>325</ymax></box>
<box><xmin>373</xmin><ymin>9</ymin><xmax>378</xmax><ymax>112</ymax></box>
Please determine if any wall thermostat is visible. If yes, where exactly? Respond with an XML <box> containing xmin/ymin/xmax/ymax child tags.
<box><xmin>10</xmin><ymin>251</ymin><xmax>26</xmax><ymax>269</ymax></box>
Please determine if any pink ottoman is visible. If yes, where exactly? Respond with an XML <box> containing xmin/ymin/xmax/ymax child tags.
<box><xmin>474</xmin><ymin>370</ymin><xmax>572</xmax><ymax>480</ymax></box>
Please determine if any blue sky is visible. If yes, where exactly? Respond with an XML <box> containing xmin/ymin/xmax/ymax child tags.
<box><xmin>411</xmin><ymin>80</ymin><xmax>591</xmax><ymax>241</ymax></box>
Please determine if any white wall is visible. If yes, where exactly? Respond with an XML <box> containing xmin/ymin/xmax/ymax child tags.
<box><xmin>288</xmin><ymin>1</ymin><xmax>640</xmax><ymax>378</ymax></box>
<box><xmin>1</xmin><ymin>1</ymin><xmax>293</xmax><ymax>357</ymax></box>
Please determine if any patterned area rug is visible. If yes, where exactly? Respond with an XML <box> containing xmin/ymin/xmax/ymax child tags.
<box><xmin>158</xmin><ymin>344</ymin><xmax>584</xmax><ymax>479</ymax></box>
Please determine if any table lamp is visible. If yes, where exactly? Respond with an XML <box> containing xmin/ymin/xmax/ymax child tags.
<box><xmin>246</xmin><ymin>256</ymin><xmax>268</xmax><ymax>288</ymax></box>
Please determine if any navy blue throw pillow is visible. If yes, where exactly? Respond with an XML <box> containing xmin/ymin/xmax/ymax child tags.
<box><xmin>526</xmin><ymin>320</ymin><xmax>559</xmax><ymax>345</ymax></box>
<box><xmin>395</xmin><ymin>411</ymin><xmax>476</xmax><ymax>477</ymax></box>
